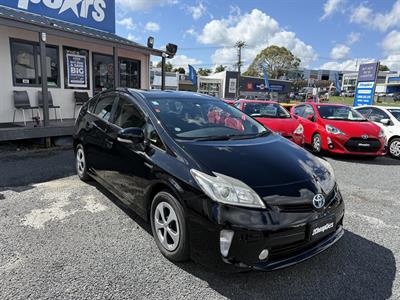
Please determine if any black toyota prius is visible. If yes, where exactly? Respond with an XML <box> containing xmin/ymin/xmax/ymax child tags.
<box><xmin>73</xmin><ymin>89</ymin><xmax>344</xmax><ymax>271</ymax></box>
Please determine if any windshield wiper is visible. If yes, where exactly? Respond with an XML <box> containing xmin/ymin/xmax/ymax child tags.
<box><xmin>192</xmin><ymin>135</ymin><xmax>234</xmax><ymax>141</ymax></box>
<box><xmin>193</xmin><ymin>131</ymin><xmax>270</xmax><ymax>141</ymax></box>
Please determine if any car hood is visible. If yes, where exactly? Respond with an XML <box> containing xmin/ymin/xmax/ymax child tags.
<box><xmin>180</xmin><ymin>135</ymin><xmax>333</xmax><ymax>191</ymax></box>
<box><xmin>323</xmin><ymin>120</ymin><xmax>380</xmax><ymax>136</ymax></box>
<box><xmin>255</xmin><ymin>117</ymin><xmax>300</xmax><ymax>134</ymax></box>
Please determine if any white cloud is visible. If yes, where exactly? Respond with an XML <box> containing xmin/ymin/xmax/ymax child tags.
<box><xmin>320</xmin><ymin>0</ymin><xmax>345</xmax><ymax>20</ymax></box>
<box><xmin>330</xmin><ymin>44</ymin><xmax>350</xmax><ymax>60</ymax></box>
<box><xmin>169</xmin><ymin>55</ymin><xmax>202</xmax><ymax>70</ymax></box>
<box><xmin>320</xmin><ymin>58</ymin><xmax>375</xmax><ymax>71</ymax></box>
<box><xmin>186</xmin><ymin>2</ymin><xmax>207</xmax><ymax>20</ymax></box>
<box><xmin>381</xmin><ymin>54</ymin><xmax>400</xmax><ymax>70</ymax></box>
<box><xmin>126</xmin><ymin>33</ymin><xmax>137</xmax><ymax>41</ymax></box>
<box><xmin>197</xmin><ymin>9</ymin><xmax>317</xmax><ymax>68</ymax></box>
<box><xmin>350</xmin><ymin>0</ymin><xmax>400</xmax><ymax>32</ymax></box>
<box><xmin>347</xmin><ymin>32</ymin><xmax>360</xmax><ymax>45</ymax></box>
<box><xmin>382</xmin><ymin>30</ymin><xmax>400</xmax><ymax>55</ymax></box>
<box><xmin>116</xmin><ymin>17</ymin><xmax>135</xmax><ymax>30</ymax></box>
<box><xmin>185</xmin><ymin>28</ymin><xmax>198</xmax><ymax>38</ymax></box>
<box><xmin>116</xmin><ymin>0</ymin><xmax>178</xmax><ymax>12</ymax></box>
<box><xmin>145</xmin><ymin>22</ymin><xmax>160</xmax><ymax>32</ymax></box>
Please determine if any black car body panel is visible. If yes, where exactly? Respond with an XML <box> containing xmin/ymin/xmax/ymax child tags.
<box><xmin>73</xmin><ymin>89</ymin><xmax>344</xmax><ymax>271</ymax></box>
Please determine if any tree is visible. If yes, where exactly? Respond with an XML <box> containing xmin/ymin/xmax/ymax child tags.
<box><xmin>173</xmin><ymin>67</ymin><xmax>186</xmax><ymax>74</ymax></box>
<box><xmin>156</xmin><ymin>61</ymin><xmax>174</xmax><ymax>72</ymax></box>
<box><xmin>379</xmin><ymin>64</ymin><xmax>390</xmax><ymax>71</ymax></box>
<box><xmin>243</xmin><ymin>46</ymin><xmax>301</xmax><ymax>79</ymax></box>
<box><xmin>198</xmin><ymin>68</ymin><xmax>212</xmax><ymax>76</ymax></box>
<box><xmin>214</xmin><ymin>65</ymin><xmax>227</xmax><ymax>73</ymax></box>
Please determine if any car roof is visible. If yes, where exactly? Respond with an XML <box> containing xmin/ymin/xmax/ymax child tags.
<box><xmin>354</xmin><ymin>105</ymin><xmax>400</xmax><ymax>110</ymax></box>
<box><xmin>119</xmin><ymin>88</ymin><xmax>220</xmax><ymax>101</ymax></box>
<box><xmin>238</xmin><ymin>100</ymin><xmax>278</xmax><ymax>104</ymax></box>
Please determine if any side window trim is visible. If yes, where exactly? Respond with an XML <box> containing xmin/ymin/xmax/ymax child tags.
<box><xmin>111</xmin><ymin>93</ymin><xmax>166</xmax><ymax>151</ymax></box>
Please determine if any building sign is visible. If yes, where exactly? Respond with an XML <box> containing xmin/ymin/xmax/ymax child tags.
<box><xmin>228</xmin><ymin>78</ymin><xmax>237</xmax><ymax>94</ymax></box>
<box><xmin>0</xmin><ymin>0</ymin><xmax>115</xmax><ymax>33</ymax></box>
<box><xmin>388</xmin><ymin>77</ymin><xmax>400</xmax><ymax>84</ymax></box>
<box><xmin>66</xmin><ymin>54</ymin><xmax>87</xmax><ymax>88</ymax></box>
<box><xmin>354</xmin><ymin>62</ymin><xmax>379</xmax><ymax>107</ymax></box>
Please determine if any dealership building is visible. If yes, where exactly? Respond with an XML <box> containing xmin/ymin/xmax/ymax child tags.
<box><xmin>198</xmin><ymin>71</ymin><xmax>292</xmax><ymax>100</ymax></box>
<box><xmin>0</xmin><ymin>1</ymin><xmax>164</xmax><ymax>141</ymax></box>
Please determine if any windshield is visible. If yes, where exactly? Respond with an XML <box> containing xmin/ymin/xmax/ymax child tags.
<box><xmin>242</xmin><ymin>102</ymin><xmax>291</xmax><ymax>118</ymax></box>
<box><xmin>388</xmin><ymin>109</ymin><xmax>400</xmax><ymax>121</ymax></box>
<box><xmin>147</xmin><ymin>97</ymin><xmax>269</xmax><ymax>140</ymax></box>
<box><xmin>317</xmin><ymin>105</ymin><xmax>366</xmax><ymax>121</ymax></box>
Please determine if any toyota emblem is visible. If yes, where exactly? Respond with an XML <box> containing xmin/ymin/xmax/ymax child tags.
<box><xmin>362</xmin><ymin>134</ymin><xmax>369</xmax><ymax>140</ymax></box>
<box><xmin>313</xmin><ymin>194</ymin><xmax>325</xmax><ymax>209</ymax></box>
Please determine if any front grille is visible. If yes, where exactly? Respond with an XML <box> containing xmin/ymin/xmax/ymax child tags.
<box><xmin>344</xmin><ymin>138</ymin><xmax>381</xmax><ymax>153</ymax></box>
<box><xmin>276</xmin><ymin>185</ymin><xmax>339</xmax><ymax>213</ymax></box>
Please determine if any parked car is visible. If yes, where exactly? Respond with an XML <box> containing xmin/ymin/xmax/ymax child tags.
<box><xmin>74</xmin><ymin>89</ymin><xmax>344</xmax><ymax>272</ymax></box>
<box><xmin>222</xmin><ymin>99</ymin><xmax>236</xmax><ymax>106</ymax></box>
<box><xmin>354</xmin><ymin>106</ymin><xmax>400</xmax><ymax>158</ymax></box>
<box><xmin>235</xmin><ymin>100</ymin><xmax>304</xmax><ymax>146</ymax></box>
<box><xmin>393</xmin><ymin>93</ymin><xmax>400</xmax><ymax>102</ymax></box>
<box><xmin>291</xmin><ymin>103</ymin><xmax>386</xmax><ymax>157</ymax></box>
<box><xmin>341</xmin><ymin>91</ymin><xmax>355</xmax><ymax>98</ymax></box>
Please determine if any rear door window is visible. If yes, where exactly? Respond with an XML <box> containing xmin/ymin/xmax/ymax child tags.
<box><xmin>294</xmin><ymin>105</ymin><xmax>305</xmax><ymax>117</ymax></box>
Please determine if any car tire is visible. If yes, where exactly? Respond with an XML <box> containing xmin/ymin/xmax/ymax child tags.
<box><xmin>389</xmin><ymin>138</ymin><xmax>400</xmax><ymax>158</ymax></box>
<box><xmin>75</xmin><ymin>144</ymin><xmax>91</xmax><ymax>181</ymax></box>
<box><xmin>150</xmin><ymin>191</ymin><xmax>190</xmax><ymax>262</ymax></box>
<box><xmin>312</xmin><ymin>133</ymin><xmax>322</xmax><ymax>154</ymax></box>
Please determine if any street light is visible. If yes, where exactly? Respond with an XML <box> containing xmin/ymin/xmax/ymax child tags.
<box><xmin>161</xmin><ymin>43</ymin><xmax>178</xmax><ymax>90</ymax></box>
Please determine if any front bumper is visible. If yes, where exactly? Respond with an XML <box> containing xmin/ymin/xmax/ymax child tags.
<box><xmin>322</xmin><ymin>134</ymin><xmax>386</xmax><ymax>156</ymax></box>
<box><xmin>187</xmin><ymin>190</ymin><xmax>345</xmax><ymax>272</ymax></box>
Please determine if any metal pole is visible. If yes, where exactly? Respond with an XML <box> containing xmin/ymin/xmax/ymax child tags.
<box><xmin>161</xmin><ymin>55</ymin><xmax>166</xmax><ymax>90</ymax></box>
<box><xmin>113</xmin><ymin>46</ymin><xmax>119</xmax><ymax>89</ymax></box>
<box><xmin>39</xmin><ymin>31</ymin><xmax>49</xmax><ymax>127</ymax></box>
<box><xmin>235</xmin><ymin>41</ymin><xmax>245</xmax><ymax>99</ymax></box>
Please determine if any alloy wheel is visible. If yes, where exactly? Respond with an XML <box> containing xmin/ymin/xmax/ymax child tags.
<box><xmin>76</xmin><ymin>148</ymin><xmax>86</xmax><ymax>176</ymax></box>
<box><xmin>390</xmin><ymin>140</ymin><xmax>400</xmax><ymax>157</ymax></box>
<box><xmin>154</xmin><ymin>202</ymin><xmax>180</xmax><ymax>251</ymax></box>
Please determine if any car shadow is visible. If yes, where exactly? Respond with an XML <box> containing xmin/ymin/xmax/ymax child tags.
<box><xmin>90</xmin><ymin>181</ymin><xmax>396</xmax><ymax>299</ymax></box>
<box><xmin>178</xmin><ymin>230</ymin><xmax>396</xmax><ymax>299</ymax></box>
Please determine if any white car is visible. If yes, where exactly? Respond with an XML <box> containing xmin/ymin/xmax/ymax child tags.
<box><xmin>355</xmin><ymin>106</ymin><xmax>400</xmax><ymax>158</ymax></box>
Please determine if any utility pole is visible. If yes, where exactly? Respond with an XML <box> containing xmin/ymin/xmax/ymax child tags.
<box><xmin>235</xmin><ymin>41</ymin><xmax>246</xmax><ymax>99</ymax></box>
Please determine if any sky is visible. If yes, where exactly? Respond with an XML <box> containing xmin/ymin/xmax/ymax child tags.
<box><xmin>114</xmin><ymin>0</ymin><xmax>400</xmax><ymax>72</ymax></box>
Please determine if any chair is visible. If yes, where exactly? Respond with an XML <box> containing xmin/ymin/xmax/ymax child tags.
<box><xmin>13</xmin><ymin>91</ymin><xmax>40</xmax><ymax>126</ymax></box>
<box><xmin>74</xmin><ymin>92</ymin><xmax>89</xmax><ymax>119</ymax></box>
<box><xmin>38</xmin><ymin>91</ymin><xmax>63</xmax><ymax>122</ymax></box>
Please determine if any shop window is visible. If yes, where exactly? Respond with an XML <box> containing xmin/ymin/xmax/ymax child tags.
<box><xmin>93</xmin><ymin>53</ymin><xmax>114</xmax><ymax>94</ymax></box>
<box><xmin>10</xmin><ymin>39</ymin><xmax>60</xmax><ymax>87</ymax></box>
<box><xmin>63</xmin><ymin>46</ymin><xmax>90</xmax><ymax>90</ymax></box>
<box><xmin>119</xmin><ymin>58</ymin><xmax>141</xmax><ymax>89</ymax></box>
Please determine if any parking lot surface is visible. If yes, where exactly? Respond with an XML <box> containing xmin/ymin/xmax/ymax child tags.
<box><xmin>0</xmin><ymin>148</ymin><xmax>399</xmax><ymax>299</ymax></box>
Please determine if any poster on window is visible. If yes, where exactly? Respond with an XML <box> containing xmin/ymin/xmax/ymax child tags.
<box><xmin>66</xmin><ymin>54</ymin><xmax>87</xmax><ymax>88</ymax></box>
<box><xmin>228</xmin><ymin>78</ymin><xmax>237</xmax><ymax>94</ymax></box>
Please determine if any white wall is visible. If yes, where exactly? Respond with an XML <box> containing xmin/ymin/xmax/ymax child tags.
<box><xmin>0</xmin><ymin>25</ymin><xmax>150</xmax><ymax>123</ymax></box>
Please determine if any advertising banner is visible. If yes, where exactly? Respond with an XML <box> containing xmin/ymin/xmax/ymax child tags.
<box><xmin>0</xmin><ymin>0</ymin><xmax>115</xmax><ymax>33</ymax></box>
<box><xmin>66</xmin><ymin>54</ymin><xmax>87</xmax><ymax>88</ymax></box>
<box><xmin>228</xmin><ymin>78</ymin><xmax>237</xmax><ymax>94</ymax></box>
<box><xmin>353</xmin><ymin>62</ymin><xmax>379</xmax><ymax>107</ymax></box>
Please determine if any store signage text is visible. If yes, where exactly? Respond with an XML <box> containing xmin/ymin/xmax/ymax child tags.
<box><xmin>0</xmin><ymin>0</ymin><xmax>115</xmax><ymax>32</ymax></box>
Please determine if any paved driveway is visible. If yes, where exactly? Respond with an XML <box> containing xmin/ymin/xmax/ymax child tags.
<box><xmin>0</xmin><ymin>148</ymin><xmax>399</xmax><ymax>299</ymax></box>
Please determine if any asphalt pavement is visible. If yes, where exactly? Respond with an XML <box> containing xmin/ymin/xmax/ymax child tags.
<box><xmin>0</xmin><ymin>148</ymin><xmax>399</xmax><ymax>299</ymax></box>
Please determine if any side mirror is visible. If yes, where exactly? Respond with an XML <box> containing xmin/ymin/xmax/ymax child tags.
<box><xmin>380</xmin><ymin>118</ymin><xmax>391</xmax><ymax>126</ymax></box>
<box><xmin>117</xmin><ymin>127</ymin><xmax>144</xmax><ymax>144</ymax></box>
<box><xmin>307</xmin><ymin>114</ymin><xmax>315</xmax><ymax>122</ymax></box>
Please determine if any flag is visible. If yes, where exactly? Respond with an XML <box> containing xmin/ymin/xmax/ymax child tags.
<box><xmin>262</xmin><ymin>65</ymin><xmax>270</xmax><ymax>91</ymax></box>
<box><xmin>188</xmin><ymin>65</ymin><xmax>197</xmax><ymax>86</ymax></box>
<box><xmin>334</xmin><ymin>72</ymin><xmax>341</xmax><ymax>92</ymax></box>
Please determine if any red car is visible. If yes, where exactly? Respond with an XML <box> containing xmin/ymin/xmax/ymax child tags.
<box><xmin>222</xmin><ymin>99</ymin><xmax>236</xmax><ymax>106</ymax></box>
<box><xmin>291</xmin><ymin>103</ymin><xmax>386</xmax><ymax>156</ymax></box>
<box><xmin>235</xmin><ymin>100</ymin><xmax>305</xmax><ymax>146</ymax></box>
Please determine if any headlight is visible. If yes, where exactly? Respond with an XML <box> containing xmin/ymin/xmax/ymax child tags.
<box><xmin>293</xmin><ymin>124</ymin><xmax>304</xmax><ymax>135</ymax></box>
<box><xmin>190</xmin><ymin>169</ymin><xmax>266</xmax><ymax>209</ymax></box>
<box><xmin>379</xmin><ymin>128</ymin><xmax>385</xmax><ymax>138</ymax></box>
<box><xmin>326</xmin><ymin>125</ymin><xmax>345</xmax><ymax>135</ymax></box>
